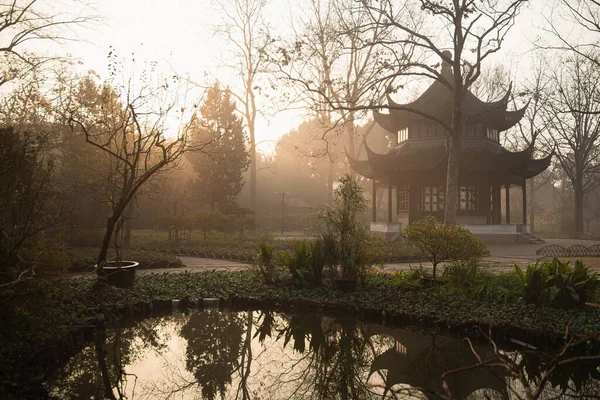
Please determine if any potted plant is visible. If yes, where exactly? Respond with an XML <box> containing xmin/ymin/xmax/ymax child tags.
<box><xmin>99</xmin><ymin>215</ymin><xmax>138</xmax><ymax>289</ymax></box>
<box><xmin>318</xmin><ymin>174</ymin><xmax>371</xmax><ymax>292</ymax></box>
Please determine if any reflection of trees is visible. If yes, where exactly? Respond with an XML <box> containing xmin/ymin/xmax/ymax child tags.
<box><xmin>45</xmin><ymin>318</ymin><xmax>167</xmax><ymax>400</ymax></box>
<box><xmin>180</xmin><ymin>309</ymin><xmax>245</xmax><ymax>400</ymax></box>
<box><xmin>262</xmin><ymin>313</ymin><xmax>375</xmax><ymax>400</ymax></box>
<box><xmin>46</xmin><ymin>310</ymin><xmax>600</xmax><ymax>400</ymax></box>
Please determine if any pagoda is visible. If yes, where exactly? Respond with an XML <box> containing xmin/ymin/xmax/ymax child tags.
<box><xmin>347</xmin><ymin>52</ymin><xmax>552</xmax><ymax>242</ymax></box>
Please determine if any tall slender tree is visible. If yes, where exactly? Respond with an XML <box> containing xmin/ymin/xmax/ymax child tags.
<box><xmin>187</xmin><ymin>83</ymin><xmax>250</xmax><ymax>211</ymax></box>
<box><xmin>213</xmin><ymin>0</ymin><xmax>270</xmax><ymax>211</ymax></box>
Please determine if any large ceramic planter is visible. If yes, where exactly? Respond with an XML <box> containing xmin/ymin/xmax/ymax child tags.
<box><xmin>101</xmin><ymin>261</ymin><xmax>138</xmax><ymax>289</ymax></box>
<box><xmin>335</xmin><ymin>279</ymin><xmax>357</xmax><ymax>293</ymax></box>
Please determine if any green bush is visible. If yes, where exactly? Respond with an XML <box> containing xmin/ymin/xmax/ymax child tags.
<box><xmin>318</xmin><ymin>173</ymin><xmax>373</xmax><ymax>282</ymax></box>
<box><xmin>403</xmin><ymin>216</ymin><xmax>487</xmax><ymax>277</ymax></box>
<box><xmin>255</xmin><ymin>241</ymin><xmax>278</xmax><ymax>284</ymax></box>
<box><xmin>443</xmin><ymin>261</ymin><xmax>521</xmax><ymax>303</ymax></box>
<box><xmin>515</xmin><ymin>258</ymin><xmax>599</xmax><ymax>308</ymax></box>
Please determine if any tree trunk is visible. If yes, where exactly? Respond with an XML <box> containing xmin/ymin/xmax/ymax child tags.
<box><xmin>444</xmin><ymin>135</ymin><xmax>460</xmax><ymax>225</ymax></box>
<box><xmin>574</xmin><ymin>184</ymin><xmax>584</xmax><ymax>234</ymax></box>
<box><xmin>122</xmin><ymin>200</ymin><xmax>135</xmax><ymax>248</ymax></box>
<box><xmin>528</xmin><ymin>178</ymin><xmax>536</xmax><ymax>232</ymax></box>
<box><xmin>327</xmin><ymin>159</ymin><xmax>334</xmax><ymax>205</ymax></box>
<box><xmin>94</xmin><ymin>330</ymin><xmax>116</xmax><ymax>400</ymax></box>
<box><xmin>97</xmin><ymin>215</ymin><xmax>118</xmax><ymax>275</ymax></box>
<box><xmin>249</xmin><ymin>122</ymin><xmax>256</xmax><ymax>211</ymax></box>
<box><xmin>345</xmin><ymin>114</ymin><xmax>355</xmax><ymax>177</ymax></box>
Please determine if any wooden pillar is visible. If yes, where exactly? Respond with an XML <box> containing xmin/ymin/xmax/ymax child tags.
<box><xmin>408</xmin><ymin>185</ymin><xmax>418</xmax><ymax>224</ymax></box>
<box><xmin>522</xmin><ymin>180</ymin><xmax>527</xmax><ymax>225</ymax></box>
<box><xmin>372</xmin><ymin>180</ymin><xmax>377</xmax><ymax>222</ymax></box>
<box><xmin>492</xmin><ymin>184</ymin><xmax>501</xmax><ymax>224</ymax></box>
<box><xmin>388</xmin><ymin>181</ymin><xmax>393</xmax><ymax>223</ymax></box>
<box><xmin>505</xmin><ymin>184</ymin><xmax>511</xmax><ymax>224</ymax></box>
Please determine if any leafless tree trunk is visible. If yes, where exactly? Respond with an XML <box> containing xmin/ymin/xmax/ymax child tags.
<box><xmin>542</xmin><ymin>53</ymin><xmax>600</xmax><ymax>234</ymax></box>
<box><xmin>63</xmin><ymin>69</ymin><xmax>198</xmax><ymax>277</ymax></box>
<box><xmin>213</xmin><ymin>0</ymin><xmax>270</xmax><ymax>212</ymax></box>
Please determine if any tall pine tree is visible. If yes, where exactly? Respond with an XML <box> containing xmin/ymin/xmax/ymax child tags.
<box><xmin>188</xmin><ymin>83</ymin><xmax>250</xmax><ymax>210</ymax></box>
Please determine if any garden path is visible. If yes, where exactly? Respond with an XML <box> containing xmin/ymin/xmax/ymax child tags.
<box><xmin>71</xmin><ymin>238</ymin><xmax>600</xmax><ymax>278</ymax></box>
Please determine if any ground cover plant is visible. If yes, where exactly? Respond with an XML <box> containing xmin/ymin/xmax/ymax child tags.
<box><xmin>3</xmin><ymin>267</ymin><xmax>600</xmax><ymax>383</ymax></box>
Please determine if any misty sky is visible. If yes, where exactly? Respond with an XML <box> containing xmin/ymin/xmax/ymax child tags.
<box><xmin>42</xmin><ymin>0</ymin><xmax>579</xmax><ymax>154</ymax></box>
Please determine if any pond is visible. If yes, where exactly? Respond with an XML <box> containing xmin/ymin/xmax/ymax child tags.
<box><xmin>44</xmin><ymin>308</ymin><xmax>600</xmax><ymax>399</ymax></box>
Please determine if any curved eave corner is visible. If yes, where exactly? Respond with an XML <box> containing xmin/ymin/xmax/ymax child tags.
<box><xmin>373</xmin><ymin>110</ymin><xmax>397</xmax><ymax>136</ymax></box>
<box><xmin>496</xmin><ymin>100</ymin><xmax>530</xmax><ymax>131</ymax></box>
<box><xmin>346</xmin><ymin>150</ymin><xmax>375</xmax><ymax>180</ymax></box>
<box><xmin>522</xmin><ymin>151</ymin><xmax>553</xmax><ymax>179</ymax></box>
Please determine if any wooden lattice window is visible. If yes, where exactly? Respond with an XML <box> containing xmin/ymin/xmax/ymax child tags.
<box><xmin>458</xmin><ymin>186</ymin><xmax>478</xmax><ymax>211</ymax></box>
<box><xmin>421</xmin><ymin>186</ymin><xmax>445</xmax><ymax>212</ymax></box>
<box><xmin>398</xmin><ymin>186</ymin><xmax>409</xmax><ymax>212</ymax></box>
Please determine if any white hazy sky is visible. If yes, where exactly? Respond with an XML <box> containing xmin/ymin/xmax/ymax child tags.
<box><xmin>45</xmin><ymin>0</ymin><xmax>573</xmax><ymax>154</ymax></box>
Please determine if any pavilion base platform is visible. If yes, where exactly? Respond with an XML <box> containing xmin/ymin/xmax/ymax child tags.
<box><xmin>370</xmin><ymin>222</ymin><xmax>401</xmax><ymax>241</ymax></box>
<box><xmin>464</xmin><ymin>224</ymin><xmax>544</xmax><ymax>244</ymax></box>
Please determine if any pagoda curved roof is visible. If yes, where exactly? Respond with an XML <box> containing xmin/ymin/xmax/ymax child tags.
<box><xmin>376</xmin><ymin>79</ymin><xmax>527</xmax><ymax>132</ymax></box>
<box><xmin>347</xmin><ymin>138</ymin><xmax>552</xmax><ymax>183</ymax></box>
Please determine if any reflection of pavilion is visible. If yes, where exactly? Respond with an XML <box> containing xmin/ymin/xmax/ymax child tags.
<box><xmin>364</xmin><ymin>325</ymin><xmax>508</xmax><ymax>399</ymax></box>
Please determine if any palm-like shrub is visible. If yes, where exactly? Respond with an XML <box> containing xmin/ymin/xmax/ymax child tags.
<box><xmin>515</xmin><ymin>258</ymin><xmax>599</xmax><ymax>308</ymax></box>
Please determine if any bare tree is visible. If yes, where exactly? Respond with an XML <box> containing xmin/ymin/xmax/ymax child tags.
<box><xmin>272</xmin><ymin>0</ymin><xmax>404</xmax><ymax>201</ymax></box>
<box><xmin>0</xmin><ymin>0</ymin><xmax>95</xmax><ymax>87</ymax></box>
<box><xmin>212</xmin><ymin>0</ymin><xmax>271</xmax><ymax>211</ymax></box>
<box><xmin>513</xmin><ymin>57</ymin><xmax>555</xmax><ymax>233</ymax></box>
<box><xmin>542</xmin><ymin>53</ymin><xmax>600</xmax><ymax>234</ymax></box>
<box><xmin>542</xmin><ymin>0</ymin><xmax>600</xmax><ymax>69</ymax></box>
<box><xmin>63</xmin><ymin>67</ymin><xmax>197</xmax><ymax>275</ymax></box>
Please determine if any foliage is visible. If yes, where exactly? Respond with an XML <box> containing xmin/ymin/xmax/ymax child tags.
<box><xmin>318</xmin><ymin>174</ymin><xmax>373</xmax><ymax>281</ymax></box>
<box><xmin>194</xmin><ymin>211</ymin><xmax>229</xmax><ymax>240</ymax></box>
<box><xmin>187</xmin><ymin>82</ymin><xmax>250</xmax><ymax>211</ymax></box>
<box><xmin>255</xmin><ymin>241</ymin><xmax>278</xmax><ymax>284</ymax></box>
<box><xmin>515</xmin><ymin>258</ymin><xmax>599</xmax><ymax>308</ymax></box>
<box><xmin>0</xmin><ymin>128</ymin><xmax>67</xmax><ymax>282</ymax></box>
<box><xmin>403</xmin><ymin>216</ymin><xmax>487</xmax><ymax>277</ymax></box>
<box><xmin>443</xmin><ymin>261</ymin><xmax>522</xmax><ymax>303</ymax></box>
<box><xmin>279</xmin><ymin>241</ymin><xmax>311</xmax><ymax>283</ymax></box>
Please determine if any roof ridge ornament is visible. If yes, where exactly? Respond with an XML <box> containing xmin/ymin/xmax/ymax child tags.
<box><xmin>441</xmin><ymin>50</ymin><xmax>453</xmax><ymax>80</ymax></box>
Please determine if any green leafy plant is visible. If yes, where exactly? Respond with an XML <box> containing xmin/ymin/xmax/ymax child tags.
<box><xmin>308</xmin><ymin>239</ymin><xmax>326</xmax><ymax>285</ymax></box>
<box><xmin>515</xmin><ymin>258</ymin><xmax>599</xmax><ymax>308</ymax></box>
<box><xmin>279</xmin><ymin>241</ymin><xmax>312</xmax><ymax>283</ymax></box>
<box><xmin>403</xmin><ymin>216</ymin><xmax>487</xmax><ymax>278</ymax></box>
<box><xmin>318</xmin><ymin>173</ymin><xmax>372</xmax><ymax>282</ymax></box>
<box><xmin>255</xmin><ymin>241</ymin><xmax>277</xmax><ymax>284</ymax></box>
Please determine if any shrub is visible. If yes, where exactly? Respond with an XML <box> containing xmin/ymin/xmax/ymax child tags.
<box><xmin>318</xmin><ymin>173</ymin><xmax>373</xmax><ymax>282</ymax></box>
<box><xmin>515</xmin><ymin>258</ymin><xmax>599</xmax><ymax>308</ymax></box>
<box><xmin>443</xmin><ymin>261</ymin><xmax>522</xmax><ymax>303</ymax></box>
<box><xmin>255</xmin><ymin>241</ymin><xmax>278</xmax><ymax>284</ymax></box>
<box><xmin>403</xmin><ymin>216</ymin><xmax>487</xmax><ymax>277</ymax></box>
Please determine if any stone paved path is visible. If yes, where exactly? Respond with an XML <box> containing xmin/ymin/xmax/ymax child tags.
<box><xmin>72</xmin><ymin>238</ymin><xmax>600</xmax><ymax>278</ymax></box>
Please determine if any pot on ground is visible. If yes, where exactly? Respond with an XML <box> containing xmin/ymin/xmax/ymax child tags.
<box><xmin>100</xmin><ymin>261</ymin><xmax>139</xmax><ymax>288</ymax></box>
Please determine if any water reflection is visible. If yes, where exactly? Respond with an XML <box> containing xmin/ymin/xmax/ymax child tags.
<box><xmin>44</xmin><ymin>309</ymin><xmax>600</xmax><ymax>399</ymax></box>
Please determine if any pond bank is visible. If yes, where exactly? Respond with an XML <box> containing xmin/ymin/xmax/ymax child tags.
<box><xmin>2</xmin><ymin>269</ymin><xmax>600</xmax><ymax>398</ymax></box>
